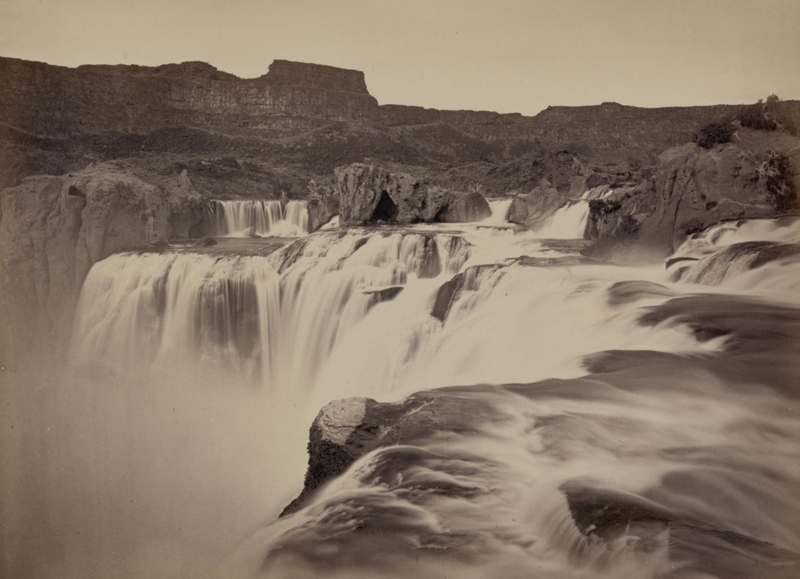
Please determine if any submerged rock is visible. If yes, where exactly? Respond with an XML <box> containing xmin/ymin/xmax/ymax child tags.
<box><xmin>363</xmin><ymin>285</ymin><xmax>404</xmax><ymax>306</ymax></box>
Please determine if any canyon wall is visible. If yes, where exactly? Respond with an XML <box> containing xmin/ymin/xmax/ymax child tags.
<box><xmin>0</xmin><ymin>57</ymin><xmax>379</xmax><ymax>137</ymax></box>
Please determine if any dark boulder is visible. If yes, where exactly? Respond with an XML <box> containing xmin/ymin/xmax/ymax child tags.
<box><xmin>281</xmin><ymin>392</ymin><xmax>496</xmax><ymax>516</ymax></box>
<box><xmin>505</xmin><ymin>194</ymin><xmax>529</xmax><ymax>224</ymax></box>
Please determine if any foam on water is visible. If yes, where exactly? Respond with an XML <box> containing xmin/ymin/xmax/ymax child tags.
<box><xmin>14</xmin><ymin>201</ymin><xmax>800</xmax><ymax>579</ymax></box>
<box><xmin>213</xmin><ymin>199</ymin><xmax>309</xmax><ymax>237</ymax></box>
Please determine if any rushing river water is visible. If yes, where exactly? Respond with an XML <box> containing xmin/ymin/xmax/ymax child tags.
<box><xmin>5</xmin><ymin>199</ymin><xmax>800</xmax><ymax>579</ymax></box>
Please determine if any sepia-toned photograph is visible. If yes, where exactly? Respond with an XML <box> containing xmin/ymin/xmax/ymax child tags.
<box><xmin>1</xmin><ymin>1</ymin><xmax>799</xmax><ymax>578</ymax></box>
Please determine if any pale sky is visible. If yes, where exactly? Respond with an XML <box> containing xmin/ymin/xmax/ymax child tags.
<box><xmin>1</xmin><ymin>0</ymin><xmax>799</xmax><ymax>116</ymax></box>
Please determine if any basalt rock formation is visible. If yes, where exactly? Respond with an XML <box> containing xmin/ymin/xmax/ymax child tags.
<box><xmin>0</xmin><ymin>162</ymin><xmax>204</xmax><ymax>363</ymax></box>
<box><xmin>281</xmin><ymin>390</ymin><xmax>497</xmax><ymax>517</ymax></box>
<box><xmin>335</xmin><ymin>163</ymin><xmax>490</xmax><ymax>226</ymax></box>
<box><xmin>4</xmin><ymin>55</ymin><xmax>799</xmax><ymax>201</ymax></box>
<box><xmin>0</xmin><ymin>57</ymin><xmax>378</xmax><ymax>137</ymax></box>
<box><xmin>586</xmin><ymin>129</ymin><xmax>800</xmax><ymax>254</ymax></box>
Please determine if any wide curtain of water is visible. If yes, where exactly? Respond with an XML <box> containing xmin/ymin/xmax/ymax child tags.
<box><xmin>5</xmin><ymin>202</ymin><xmax>800</xmax><ymax>579</ymax></box>
<box><xmin>213</xmin><ymin>200</ymin><xmax>309</xmax><ymax>237</ymax></box>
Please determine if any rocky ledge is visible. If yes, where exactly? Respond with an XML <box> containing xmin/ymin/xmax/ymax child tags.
<box><xmin>0</xmin><ymin>162</ymin><xmax>205</xmax><ymax>362</ymax></box>
<box><xmin>268</xmin><ymin>293</ymin><xmax>800</xmax><ymax>577</ymax></box>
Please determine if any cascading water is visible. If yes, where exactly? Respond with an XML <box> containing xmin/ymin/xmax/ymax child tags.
<box><xmin>666</xmin><ymin>215</ymin><xmax>800</xmax><ymax>294</ymax></box>
<box><xmin>213</xmin><ymin>199</ymin><xmax>309</xmax><ymax>237</ymax></box>
<box><xmin>534</xmin><ymin>187</ymin><xmax>613</xmax><ymax>239</ymax></box>
<box><xmin>20</xmin><ymin>196</ymin><xmax>800</xmax><ymax>579</ymax></box>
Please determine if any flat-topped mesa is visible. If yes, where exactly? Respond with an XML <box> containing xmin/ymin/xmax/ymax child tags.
<box><xmin>0</xmin><ymin>57</ymin><xmax>379</xmax><ymax>136</ymax></box>
<box><xmin>265</xmin><ymin>59</ymin><xmax>369</xmax><ymax>94</ymax></box>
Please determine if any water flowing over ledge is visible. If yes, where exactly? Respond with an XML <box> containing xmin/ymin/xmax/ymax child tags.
<box><xmin>213</xmin><ymin>199</ymin><xmax>309</xmax><ymax>237</ymax></box>
<box><xmin>23</xmin><ymin>196</ymin><xmax>800</xmax><ymax>578</ymax></box>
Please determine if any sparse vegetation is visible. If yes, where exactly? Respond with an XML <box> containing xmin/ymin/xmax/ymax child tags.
<box><xmin>738</xmin><ymin>100</ymin><xmax>777</xmax><ymax>131</ymax></box>
<box><xmin>588</xmin><ymin>198</ymin><xmax>621</xmax><ymax>216</ymax></box>
<box><xmin>758</xmin><ymin>151</ymin><xmax>796</xmax><ymax>212</ymax></box>
<box><xmin>617</xmin><ymin>214</ymin><xmax>639</xmax><ymax>238</ymax></box>
<box><xmin>693</xmin><ymin>120</ymin><xmax>735</xmax><ymax>149</ymax></box>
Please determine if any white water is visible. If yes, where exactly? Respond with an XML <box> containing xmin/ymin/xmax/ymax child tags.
<box><xmin>9</xmin><ymin>200</ymin><xmax>800</xmax><ymax>579</ymax></box>
<box><xmin>667</xmin><ymin>216</ymin><xmax>800</xmax><ymax>297</ymax></box>
<box><xmin>533</xmin><ymin>188</ymin><xmax>611</xmax><ymax>239</ymax></box>
<box><xmin>214</xmin><ymin>200</ymin><xmax>309</xmax><ymax>237</ymax></box>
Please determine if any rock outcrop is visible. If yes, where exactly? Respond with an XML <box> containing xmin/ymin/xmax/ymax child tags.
<box><xmin>0</xmin><ymin>163</ymin><xmax>204</xmax><ymax>364</ymax></box>
<box><xmin>586</xmin><ymin>130</ymin><xmax>800</xmax><ymax>254</ymax></box>
<box><xmin>281</xmin><ymin>390</ymin><xmax>497</xmax><ymax>516</ymax></box>
<box><xmin>306</xmin><ymin>182</ymin><xmax>340</xmax><ymax>232</ymax></box>
<box><xmin>335</xmin><ymin>163</ymin><xmax>492</xmax><ymax>226</ymax></box>
<box><xmin>504</xmin><ymin>194</ymin><xmax>529</xmax><ymax>224</ymax></box>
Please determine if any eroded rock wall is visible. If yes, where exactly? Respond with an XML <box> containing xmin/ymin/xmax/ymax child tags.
<box><xmin>586</xmin><ymin>131</ymin><xmax>800</xmax><ymax>253</ymax></box>
<box><xmin>335</xmin><ymin>163</ymin><xmax>494</xmax><ymax>226</ymax></box>
<box><xmin>0</xmin><ymin>164</ymin><xmax>204</xmax><ymax>364</ymax></box>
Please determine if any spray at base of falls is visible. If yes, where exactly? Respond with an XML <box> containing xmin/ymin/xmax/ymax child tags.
<box><xmin>19</xmin><ymin>193</ymin><xmax>800</xmax><ymax>579</ymax></box>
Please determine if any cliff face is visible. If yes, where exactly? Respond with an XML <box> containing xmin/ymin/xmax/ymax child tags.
<box><xmin>380</xmin><ymin>102</ymin><xmax>745</xmax><ymax>163</ymax></box>
<box><xmin>586</xmin><ymin>129</ymin><xmax>800</xmax><ymax>254</ymax></box>
<box><xmin>0</xmin><ymin>57</ymin><xmax>378</xmax><ymax>138</ymax></box>
<box><xmin>0</xmin><ymin>163</ymin><xmax>204</xmax><ymax>364</ymax></box>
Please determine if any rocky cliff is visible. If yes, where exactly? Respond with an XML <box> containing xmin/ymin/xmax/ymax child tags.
<box><xmin>335</xmin><ymin>163</ymin><xmax>491</xmax><ymax>227</ymax></box>
<box><xmin>4</xmin><ymin>55</ymin><xmax>798</xmax><ymax>199</ymax></box>
<box><xmin>0</xmin><ymin>57</ymin><xmax>378</xmax><ymax>138</ymax></box>
<box><xmin>0</xmin><ymin>162</ymin><xmax>204</xmax><ymax>365</ymax></box>
<box><xmin>2</xmin><ymin>55</ymin><xmax>800</xmax><ymax>359</ymax></box>
<box><xmin>586</xmin><ymin>129</ymin><xmax>800</xmax><ymax>254</ymax></box>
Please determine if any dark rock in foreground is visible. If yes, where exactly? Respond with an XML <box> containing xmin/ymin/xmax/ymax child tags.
<box><xmin>281</xmin><ymin>391</ymin><xmax>496</xmax><ymax>517</ymax></box>
<box><xmin>265</xmin><ymin>292</ymin><xmax>800</xmax><ymax>577</ymax></box>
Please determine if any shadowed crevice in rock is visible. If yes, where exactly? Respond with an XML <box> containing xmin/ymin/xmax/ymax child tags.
<box><xmin>369</xmin><ymin>191</ymin><xmax>399</xmax><ymax>223</ymax></box>
<box><xmin>431</xmin><ymin>273</ymin><xmax>464</xmax><ymax>322</ymax></box>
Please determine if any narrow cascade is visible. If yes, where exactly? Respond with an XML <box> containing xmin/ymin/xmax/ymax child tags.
<box><xmin>213</xmin><ymin>200</ymin><xmax>309</xmax><ymax>237</ymax></box>
<box><xmin>534</xmin><ymin>199</ymin><xmax>590</xmax><ymax>238</ymax></box>
<box><xmin>535</xmin><ymin>188</ymin><xmax>614</xmax><ymax>239</ymax></box>
<box><xmin>482</xmin><ymin>198</ymin><xmax>514</xmax><ymax>227</ymax></box>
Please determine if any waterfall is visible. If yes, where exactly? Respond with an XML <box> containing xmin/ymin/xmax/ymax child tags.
<box><xmin>19</xmin><ymin>214</ymin><xmax>800</xmax><ymax>579</ymax></box>
<box><xmin>213</xmin><ymin>200</ymin><xmax>309</xmax><ymax>237</ymax></box>
<box><xmin>483</xmin><ymin>198</ymin><xmax>514</xmax><ymax>227</ymax></box>
<box><xmin>667</xmin><ymin>216</ymin><xmax>800</xmax><ymax>294</ymax></box>
<box><xmin>71</xmin><ymin>230</ymin><xmax>472</xmax><ymax>392</ymax></box>
<box><xmin>534</xmin><ymin>188</ymin><xmax>615</xmax><ymax>239</ymax></box>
